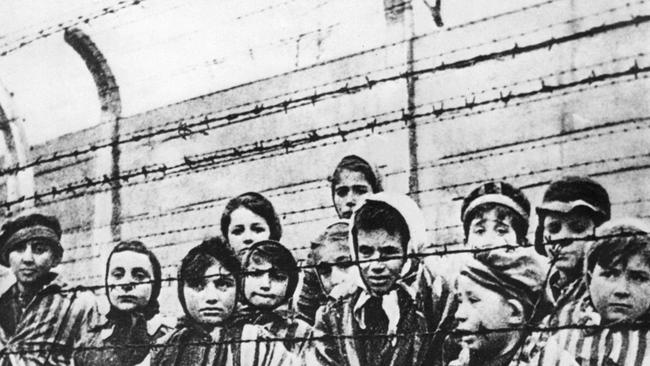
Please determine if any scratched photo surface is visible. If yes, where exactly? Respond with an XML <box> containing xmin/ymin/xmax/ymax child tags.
<box><xmin>0</xmin><ymin>0</ymin><xmax>649</xmax><ymax>365</ymax></box>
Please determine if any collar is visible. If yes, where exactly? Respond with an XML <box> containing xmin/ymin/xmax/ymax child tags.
<box><xmin>352</xmin><ymin>283</ymin><xmax>415</xmax><ymax>337</ymax></box>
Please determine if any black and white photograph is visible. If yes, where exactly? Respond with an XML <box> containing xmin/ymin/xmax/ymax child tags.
<box><xmin>0</xmin><ymin>0</ymin><xmax>649</xmax><ymax>365</ymax></box>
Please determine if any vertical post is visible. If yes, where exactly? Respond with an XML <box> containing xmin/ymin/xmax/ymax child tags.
<box><xmin>64</xmin><ymin>28</ymin><xmax>122</xmax><ymax>243</ymax></box>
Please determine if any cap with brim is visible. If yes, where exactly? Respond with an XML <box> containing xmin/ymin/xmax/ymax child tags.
<box><xmin>536</xmin><ymin>199</ymin><xmax>607</xmax><ymax>218</ymax></box>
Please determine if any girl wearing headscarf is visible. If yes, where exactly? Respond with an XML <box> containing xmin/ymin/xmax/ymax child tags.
<box><xmin>74</xmin><ymin>241</ymin><xmax>172</xmax><ymax>366</ymax></box>
<box><xmin>148</xmin><ymin>237</ymin><xmax>296</xmax><ymax>366</ymax></box>
<box><xmin>306</xmin><ymin>192</ymin><xmax>454</xmax><ymax>366</ymax></box>
<box><xmin>297</xmin><ymin>155</ymin><xmax>383</xmax><ymax>324</ymax></box>
<box><xmin>236</xmin><ymin>240</ymin><xmax>313</xmax><ymax>356</ymax></box>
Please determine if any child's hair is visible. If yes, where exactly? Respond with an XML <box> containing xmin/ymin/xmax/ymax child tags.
<box><xmin>461</xmin><ymin>181</ymin><xmax>530</xmax><ymax>244</ymax></box>
<box><xmin>352</xmin><ymin>200</ymin><xmax>410</xmax><ymax>253</ymax></box>
<box><xmin>309</xmin><ymin>221</ymin><xmax>349</xmax><ymax>256</ymax></box>
<box><xmin>465</xmin><ymin>203</ymin><xmax>529</xmax><ymax>243</ymax></box>
<box><xmin>586</xmin><ymin>219</ymin><xmax>650</xmax><ymax>276</ymax></box>
<box><xmin>177</xmin><ymin>237</ymin><xmax>241</xmax><ymax>314</ymax></box>
<box><xmin>106</xmin><ymin>240</ymin><xmax>162</xmax><ymax>320</ymax></box>
<box><xmin>534</xmin><ymin>176</ymin><xmax>610</xmax><ymax>255</ymax></box>
<box><xmin>243</xmin><ymin>240</ymin><xmax>299</xmax><ymax>303</ymax></box>
<box><xmin>220</xmin><ymin>192</ymin><xmax>282</xmax><ymax>241</ymax></box>
<box><xmin>330</xmin><ymin>155</ymin><xmax>382</xmax><ymax>193</ymax></box>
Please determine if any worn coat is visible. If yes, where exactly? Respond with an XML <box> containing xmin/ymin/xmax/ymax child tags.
<box><xmin>0</xmin><ymin>273</ymin><xmax>100</xmax><ymax>366</ymax></box>
<box><xmin>147</xmin><ymin>319</ymin><xmax>297</xmax><ymax>366</ymax></box>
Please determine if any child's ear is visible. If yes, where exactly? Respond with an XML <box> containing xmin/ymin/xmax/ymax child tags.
<box><xmin>506</xmin><ymin>299</ymin><xmax>525</xmax><ymax>325</ymax></box>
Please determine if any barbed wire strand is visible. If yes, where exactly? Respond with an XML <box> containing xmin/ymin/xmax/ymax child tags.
<box><xmin>3</xmin><ymin>4</ymin><xmax>644</xmax><ymax>178</ymax></box>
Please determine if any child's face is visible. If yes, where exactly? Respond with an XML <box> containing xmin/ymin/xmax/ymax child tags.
<box><xmin>589</xmin><ymin>253</ymin><xmax>650</xmax><ymax>323</ymax></box>
<box><xmin>543</xmin><ymin>211</ymin><xmax>596</xmax><ymax>273</ymax></box>
<box><xmin>183</xmin><ymin>261</ymin><xmax>237</xmax><ymax>326</ymax></box>
<box><xmin>467</xmin><ymin>208</ymin><xmax>517</xmax><ymax>249</ymax></box>
<box><xmin>313</xmin><ymin>244</ymin><xmax>354</xmax><ymax>294</ymax></box>
<box><xmin>227</xmin><ymin>208</ymin><xmax>270</xmax><ymax>255</ymax></box>
<box><xmin>9</xmin><ymin>239</ymin><xmax>59</xmax><ymax>286</ymax></box>
<box><xmin>333</xmin><ymin>169</ymin><xmax>372</xmax><ymax>219</ymax></box>
<box><xmin>454</xmin><ymin>276</ymin><xmax>520</xmax><ymax>358</ymax></box>
<box><xmin>356</xmin><ymin>228</ymin><xmax>405</xmax><ymax>295</ymax></box>
<box><xmin>107</xmin><ymin>251</ymin><xmax>153</xmax><ymax>312</ymax></box>
<box><xmin>243</xmin><ymin>257</ymin><xmax>289</xmax><ymax>309</ymax></box>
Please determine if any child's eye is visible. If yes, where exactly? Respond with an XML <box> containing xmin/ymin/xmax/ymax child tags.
<box><xmin>629</xmin><ymin>271</ymin><xmax>650</xmax><ymax>283</ymax></box>
<box><xmin>252</xmin><ymin>226</ymin><xmax>267</xmax><ymax>234</ymax></box>
<box><xmin>568</xmin><ymin>220</ymin><xmax>589</xmax><ymax>234</ymax></box>
<box><xmin>352</xmin><ymin>186</ymin><xmax>369</xmax><ymax>195</ymax></box>
<box><xmin>379</xmin><ymin>247</ymin><xmax>402</xmax><ymax>257</ymax></box>
<box><xmin>110</xmin><ymin>268</ymin><xmax>125</xmax><ymax>279</ymax></box>
<box><xmin>132</xmin><ymin>269</ymin><xmax>151</xmax><ymax>282</ymax></box>
<box><xmin>472</xmin><ymin>227</ymin><xmax>485</xmax><ymax>234</ymax></box>
<box><xmin>316</xmin><ymin>263</ymin><xmax>332</xmax><ymax>276</ymax></box>
<box><xmin>599</xmin><ymin>269</ymin><xmax>618</xmax><ymax>279</ymax></box>
<box><xmin>214</xmin><ymin>278</ymin><xmax>235</xmax><ymax>289</ymax></box>
<box><xmin>496</xmin><ymin>226</ymin><xmax>511</xmax><ymax>235</ymax></box>
<box><xmin>335</xmin><ymin>187</ymin><xmax>350</xmax><ymax>198</ymax></box>
<box><xmin>270</xmin><ymin>271</ymin><xmax>289</xmax><ymax>282</ymax></box>
<box><xmin>545</xmin><ymin>221</ymin><xmax>562</xmax><ymax>235</ymax></box>
<box><xmin>230</xmin><ymin>227</ymin><xmax>244</xmax><ymax>235</ymax></box>
<box><xmin>32</xmin><ymin>243</ymin><xmax>50</xmax><ymax>254</ymax></box>
<box><xmin>468</xmin><ymin>296</ymin><xmax>481</xmax><ymax>304</ymax></box>
<box><xmin>358</xmin><ymin>245</ymin><xmax>374</xmax><ymax>257</ymax></box>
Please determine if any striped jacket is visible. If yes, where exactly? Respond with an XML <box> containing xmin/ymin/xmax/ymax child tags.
<box><xmin>306</xmin><ymin>285</ymin><xmax>432</xmax><ymax>366</ymax></box>
<box><xmin>527</xmin><ymin>293</ymin><xmax>650</xmax><ymax>366</ymax></box>
<box><xmin>0</xmin><ymin>273</ymin><xmax>101</xmax><ymax>366</ymax></box>
<box><xmin>147</xmin><ymin>319</ymin><xmax>298</xmax><ymax>366</ymax></box>
<box><xmin>233</xmin><ymin>306</ymin><xmax>313</xmax><ymax>357</ymax></box>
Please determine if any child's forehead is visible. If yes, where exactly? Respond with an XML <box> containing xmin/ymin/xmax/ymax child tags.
<box><xmin>203</xmin><ymin>261</ymin><xmax>232</xmax><ymax>276</ymax></box>
<box><xmin>470</xmin><ymin>206</ymin><xmax>515</xmax><ymax>223</ymax></box>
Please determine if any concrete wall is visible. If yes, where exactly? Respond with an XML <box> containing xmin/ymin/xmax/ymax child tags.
<box><xmin>1</xmin><ymin>0</ymin><xmax>648</xmax><ymax>316</ymax></box>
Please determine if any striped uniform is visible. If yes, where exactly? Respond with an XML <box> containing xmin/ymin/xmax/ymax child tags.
<box><xmin>0</xmin><ymin>274</ymin><xmax>100</xmax><ymax>366</ymax></box>
<box><xmin>529</xmin><ymin>294</ymin><xmax>650</xmax><ymax>366</ymax></box>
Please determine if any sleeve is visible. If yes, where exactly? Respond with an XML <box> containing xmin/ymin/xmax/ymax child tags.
<box><xmin>295</xmin><ymin>269</ymin><xmax>326</xmax><ymax>325</ymax></box>
<box><xmin>72</xmin><ymin>291</ymin><xmax>103</xmax><ymax>349</ymax></box>
<box><xmin>302</xmin><ymin>305</ymin><xmax>342</xmax><ymax>366</ymax></box>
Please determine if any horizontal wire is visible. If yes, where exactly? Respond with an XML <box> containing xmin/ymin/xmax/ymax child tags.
<box><xmin>6</xmin><ymin>52</ymin><xmax>648</xmax><ymax>213</ymax></box>
<box><xmin>29</xmin><ymin>233</ymin><xmax>650</xmax><ymax>295</ymax></box>
<box><xmin>1</xmin><ymin>0</ymin><xmax>633</xmax><ymax>177</ymax></box>
<box><xmin>2</xmin><ymin>310</ymin><xmax>650</xmax><ymax>355</ymax></box>
<box><xmin>0</xmin><ymin>0</ymin><xmax>152</xmax><ymax>57</ymax></box>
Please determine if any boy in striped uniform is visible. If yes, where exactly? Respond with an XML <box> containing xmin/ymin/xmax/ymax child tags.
<box><xmin>533</xmin><ymin>219</ymin><xmax>650</xmax><ymax>365</ymax></box>
<box><xmin>0</xmin><ymin>213</ymin><xmax>100</xmax><ymax>365</ymax></box>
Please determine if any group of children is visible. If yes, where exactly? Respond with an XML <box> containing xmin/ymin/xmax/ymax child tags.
<box><xmin>0</xmin><ymin>154</ymin><xmax>648</xmax><ymax>366</ymax></box>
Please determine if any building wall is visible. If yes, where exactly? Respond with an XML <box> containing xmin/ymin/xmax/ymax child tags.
<box><xmin>1</xmin><ymin>0</ymin><xmax>649</xmax><ymax>315</ymax></box>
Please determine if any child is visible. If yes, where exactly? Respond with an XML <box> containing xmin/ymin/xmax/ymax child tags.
<box><xmin>297</xmin><ymin>221</ymin><xmax>355</xmax><ymax>323</ymax></box>
<box><xmin>448</xmin><ymin>250</ymin><xmax>547</xmax><ymax>366</ymax></box>
<box><xmin>149</xmin><ymin>237</ymin><xmax>296</xmax><ymax>366</ymax></box>
<box><xmin>532</xmin><ymin>219</ymin><xmax>650</xmax><ymax>365</ymax></box>
<box><xmin>238</xmin><ymin>240</ymin><xmax>313</xmax><ymax>355</ymax></box>
<box><xmin>533</xmin><ymin>176</ymin><xmax>610</xmax><ymax>307</ymax></box>
<box><xmin>0</xmin><ymin>213</ymin><xmax>100</xmax><ymax>365</ymax></box>
<box><xmin>221</xmin><ymin>192</ymin><xmax>282</xmax><ymax>258</ymax></box>
<box><xmin>308</xmin><ymin>192</ymin><xmax>447</xmax><ymax>366</ymax></box>
<box><xmin>461</xmin><ymin>181</ymin><xmax>531</xmax><ymax>250</ymax></box>
<box><xmin>74</xmin><ymin>240</ymin><xmax>173</xmax><ymax>366</ymax></box>
<box><xmin>310</xmin><ymin>221</ymin><xmax>356</xmax><ymax>296</ymax></box>
<box><xmin>297</xmin><ymin>155</ymin><xmax>382</xmax><ymax>324</ymax></box>
<box><xmin>330</xmin><ymin>155</ymin><xmax>383</xmax><ymax>220</ymax></box>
